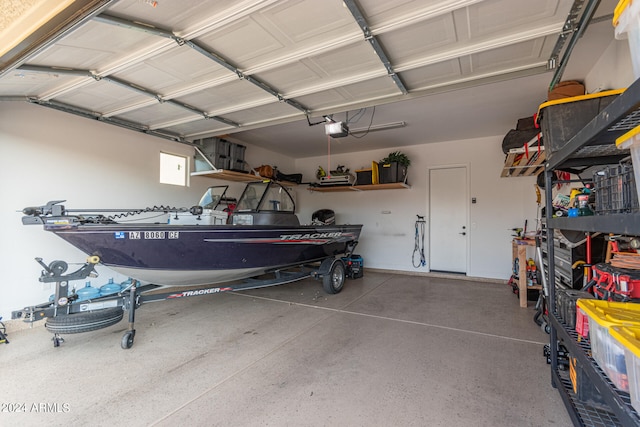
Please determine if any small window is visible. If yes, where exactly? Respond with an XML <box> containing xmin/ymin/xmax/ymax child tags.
<box><xmin>160</xmin><ymin>152</ymin><xmax>187</xmax><ymax>186</ymax></box>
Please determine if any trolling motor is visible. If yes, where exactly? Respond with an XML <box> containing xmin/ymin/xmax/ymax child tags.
<box><xmin>21</xmin><ymin>200</ymin><xmax>67</xmax><ymax>224</ymax></box>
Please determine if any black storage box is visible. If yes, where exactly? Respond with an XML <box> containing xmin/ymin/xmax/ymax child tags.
<box><xmin>378</xmin><ymin>162</ymin><xmax>407</xmax><ymax>183</ymax></box>
<box><xmin>356</xmin><ymin>169</ymin><xmax>372</xmax><ymax>185</ymax></box>
<box><xmin>538</xmin><ymin>90</ymin><xmax>621</xmax><ymax>158</ymax></box>
<box><xmin>593</xmin><ymin>163</ymin><xmax>640</xmax><ymax>214</ymax></box>
<box><xmin>378</xmin><ymin>162</ymin><xmax>397</xmax><ymax>183</ymax></box>
<box><xmin>555</xmin><ymin>288</ymin><xmax>594</xmax><ymax>329</ymax></box>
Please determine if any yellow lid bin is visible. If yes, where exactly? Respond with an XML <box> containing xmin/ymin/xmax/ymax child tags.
<box><xmin>537</xmin><ymin>90</ymin><xmax>623</xmax><ymax>158</ymax></box>
<box><xmin>614</xmin><ymin>0</ymin><xmax>640</xmax><ymax>203</ymax></box>
<box><xmin>616</xmin><ymin>125</ymin><xmax>640</xmax><ymax>204</ymax></box>
<box><xmin>614</xmin><ymin>0</ymin><xmax>640</xmax><ymax>78</ymax></box>
<box><xmin>610</xmin><ymin>325</ymin><xmax>640</xmax><ymax>414</ymax></box>
<box><xmin>575</xmin><ymin>299</ymin><xmax>640</xmax><ymax>392</ymax></box>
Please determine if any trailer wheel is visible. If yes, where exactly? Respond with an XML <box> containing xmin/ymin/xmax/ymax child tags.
<box><xmin>121</xmin><ymin>330</ymin><xmax>135</xmax><ymax>349</ymax></box>
<box><xmin>45</xmin><ymin>308</ymin><xmax>124</xmax><ymax>334</ymax></box>
<box><xmin>542</xmin><ymin>322</ymin><xmax>550</xmax><ymax>334</ymax></box>
<box><xmin>322</xmin><ymin>259</ymin><xmax>345</xmax><ymax>294</ymax></box>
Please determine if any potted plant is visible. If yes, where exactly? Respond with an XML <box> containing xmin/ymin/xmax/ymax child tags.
<box><xmin>379</xmin><ymin>151</ymin><xmax>410</xmax><ymax>183</ymax></box>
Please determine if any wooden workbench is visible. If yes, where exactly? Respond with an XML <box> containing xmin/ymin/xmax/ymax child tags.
<box><xmin>512</xmin><ymin>238</ymin><xmax>542</xmax><ymax>308</ymax></box>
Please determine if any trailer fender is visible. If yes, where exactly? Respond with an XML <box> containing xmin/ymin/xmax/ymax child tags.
<box><xmin>318</xmin><ymin>258</ymin><xmax>346</xmax><ymax>294</ymax></box>
<box><xmin>318</xmin><ymin>257</ymin><xmax>336</xmax><ymax>274</ymax></box>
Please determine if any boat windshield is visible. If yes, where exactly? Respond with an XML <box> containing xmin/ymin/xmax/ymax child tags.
<box><xmin>198</xmin><ymin>186</ymin><xmax>228</xmax><ymax>209</ymax></box>
<box><xmin>236</xmin><ymin>182</ymin><xmax>295</xmax><ymax>212</ymax></box>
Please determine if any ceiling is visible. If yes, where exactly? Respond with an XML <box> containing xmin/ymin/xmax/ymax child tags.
<box><xmin>0</xmin><ymin>0</ymin><xmax>621</xmax><ymax>158</ymax></box>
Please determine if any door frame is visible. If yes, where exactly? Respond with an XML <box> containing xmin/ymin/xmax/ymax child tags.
<box><xmin>426</xmin><ymin>163</ymin><xmax>471</xmax><ymax>274</ymax></box>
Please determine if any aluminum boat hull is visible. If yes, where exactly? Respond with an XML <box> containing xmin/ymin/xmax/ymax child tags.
<box><xmin>48</xmin><ymin>223</ymin><xmax>362</xmax><ymax>286</ymax></box>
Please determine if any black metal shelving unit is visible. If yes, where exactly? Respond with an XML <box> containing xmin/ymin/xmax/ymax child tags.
<box><xmin>545</xmin><ymin>76</ymin><xmax>640</xmax><ymax>427</ymax></box>
<box><xmin>551</xmin><ymin>314</ymin><xmax>639</xmax><ymax>425</ymax></box>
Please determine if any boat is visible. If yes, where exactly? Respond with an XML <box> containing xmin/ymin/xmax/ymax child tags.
<box><xmin>22</xmin><ymin>181</ymin><xmax>362</xmax><ymax>287</ymax></box>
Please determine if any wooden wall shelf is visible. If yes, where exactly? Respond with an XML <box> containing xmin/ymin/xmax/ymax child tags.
<box><xmin>191</xmin><ymin>169</ymin><xmax>408</xmax><ymax>191</ymax></box>
<box><xmin>308</xmin><ymin>182</ymin><xmax>410</xmax><ymax>192</ymax></box>
<box><xmin>191</xmin><ymin>169</ymin><xmax>262</xmax><ymax>182</ymax></box>
<box><xmin>191</xmin><ymin>169</ymin><xmax>298</xmax><ymax>186</ymax></box>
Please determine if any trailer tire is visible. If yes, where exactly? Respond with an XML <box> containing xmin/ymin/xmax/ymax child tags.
<box><xmin>322</xmin><ymin>259</ymin><xmax>345</xmax><ymax>294</ymax></box>
<box><xmin>45</xmin><ymin>308</ymin><xmax>124</xmax><ymax>334</ymax></box>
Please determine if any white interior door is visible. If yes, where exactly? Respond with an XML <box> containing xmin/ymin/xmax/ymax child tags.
<box><xmin>429</xmin><ymin>167</ymin><xmax>468</xmax><ymax>273</ymax></box>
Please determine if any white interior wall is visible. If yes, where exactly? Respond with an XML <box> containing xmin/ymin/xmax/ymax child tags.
<box><xmin>295</xmin><ymin>136</ymin><xmax>538</xmax><ymax>280</ymax></box>
<box><xmin>0</xmin><ymin>102</ymin><xmax>293</xmax><ymax>320</ymax></box>
<box><xmin>585</xmin><ymin>38</ymin><xmax>635</xmax><ymax>90</ymax></box>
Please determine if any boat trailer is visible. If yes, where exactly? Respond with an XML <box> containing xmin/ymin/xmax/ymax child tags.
<box><xmin>11</xmin><ymin>255</ymin><xmax>351</xmax><ymax>349</ymax></box>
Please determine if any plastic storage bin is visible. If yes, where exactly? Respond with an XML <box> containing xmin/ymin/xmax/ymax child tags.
<box><xmin>556</xmin><ymin>288</ymin><xmax>594</xmax><ymax>329</ymax></box>
<box><xmin>537</xmin><ymin>90</ymin><xmax>623</xmax><ymax>158</ymax></box>
<box><xmin>593</xmin><ymin>163</ymin><xmax>639</xmax><ymax>214</ymax></box>
<box><xmin>378</xmin><ymin>162</ymin><xmax>399</xmax><ymax>183</ymax></box>
<box><xmin>616</xmin><ymin>125</ymin><xmax>640</xmax><ymax>203</ymax></box>
<box><xmin>355</xmin><ymin>169</ymin><xmax>372</xmax><ymax>185</ymax></box>
<box><xmin>229</xmin><ymin>143</ymin><xmax>246</xmax><ymax>171</ymax></box>
<box><xmin>230</xmin><ymin>143</ymin><xmax>246</xmax><ymax>162</ymax></box>
<box><xmin>610</xmin><ymin>325</ymin><xmax>640</xmax><ymax>414</ymax></box>
<box><xmin>195</xmin><ymin>137</ymin><xmax>231</xmax><ymax>157</ymax></box>
<box><xmin>614</xmin><ymin>0</ymin><xmax>640</xmax><ymax>78</ymax></box>
<box><xmin>575</xmin><ymin>299</ymin><xmax>640</xmax><ymax>391</ymax></box>
<box><xmin>614</xmin><ymin>0</ymin><xmax>640</xmax><ymax>202</ymax></box>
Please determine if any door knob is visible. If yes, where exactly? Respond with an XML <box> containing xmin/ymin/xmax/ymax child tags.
<box><xmin>459</xmin><ymin>232</ymin><xmax>466</xmax><ymax>235</ymax></box>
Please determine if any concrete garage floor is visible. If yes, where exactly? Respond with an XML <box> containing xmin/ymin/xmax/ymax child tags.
<box><xmin>1</xmin><ymin>271</ymin><xmax>571</xmax><ymax>426</ymax></box>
